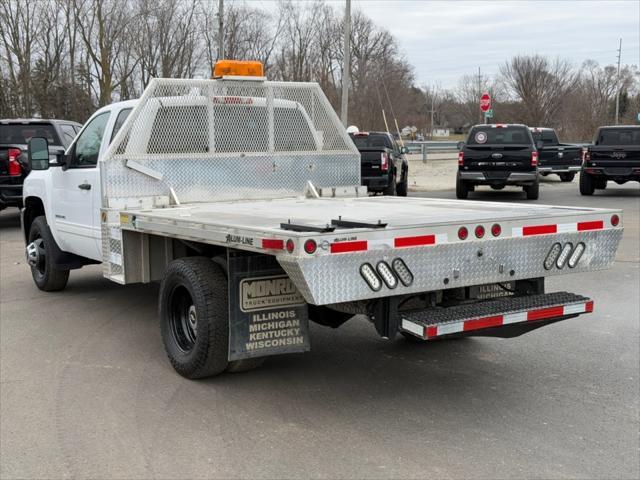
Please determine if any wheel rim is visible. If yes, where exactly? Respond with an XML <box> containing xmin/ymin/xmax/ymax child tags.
<box><xmin>169</xmin><ymin>285</ymin><xmax>197</xmax><ymax>353</ymax></box>
<box><xmin>26</xmin><ymin>237</ymin><xmax>46</xmax><ymax>279</ymax></box>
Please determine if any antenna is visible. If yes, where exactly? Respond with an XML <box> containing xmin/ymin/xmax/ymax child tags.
<box><xmin>615</xmin><ymin>38</ymin><xmax>622</xmax><ymax>125</ymax></box>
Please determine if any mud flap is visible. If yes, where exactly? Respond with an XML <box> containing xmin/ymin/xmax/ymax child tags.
<box><xmin>227</xmin><ymin>251</ymin><xmax>310</xmax><ymax>361</ymax></box>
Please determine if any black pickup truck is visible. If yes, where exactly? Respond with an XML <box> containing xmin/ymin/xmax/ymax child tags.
<box><xmin>529</xmin><ymin>127</ymin><xmax>582</xmax><ymax>182</ymax></box>
<box><xmin>0</xmin><ymin>119</ymin><xmax>82</xmax><ymax>210</ymax></box>
<box><xmin>349</xmin><ymin>131</ymin><xmax>409</xmax><ymax>196</ymax></box>
<box><xmin>457</xmin><ymin>124</ymin><xmax>539</xmax><ymax>200</ymax></box>
<box><xmin>580</xmin><ymin>125</ymin><xmax>640</xmax><ymax>195</ymax></box>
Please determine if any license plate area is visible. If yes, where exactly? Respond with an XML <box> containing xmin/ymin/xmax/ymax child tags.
<box><xmin>468</xmin><ymin>281</ymin><xmax>516</xmax><ymax>300</ymax></box>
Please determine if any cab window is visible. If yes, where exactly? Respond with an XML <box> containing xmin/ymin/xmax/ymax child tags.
<box><xmin>111</xmin><ymin>108</ymin><xmax>132</xmax><ymax>144</ymax></box>
<box><xmin>72</xmin><ymin>112</ymin><xmax>110</xmax><ymax>168</ymax></box>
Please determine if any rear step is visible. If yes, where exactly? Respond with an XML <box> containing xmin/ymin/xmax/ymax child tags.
<box><xmin>400</xmin><ymin>292</ymin><xmax>593</xmax><ymax>340</ymax></box>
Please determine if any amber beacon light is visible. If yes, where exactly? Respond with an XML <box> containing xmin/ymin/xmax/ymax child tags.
<box><xmin>213</xmin><ymin>60</ymin><xmax>264</xmax><ymax>78</ymax></box>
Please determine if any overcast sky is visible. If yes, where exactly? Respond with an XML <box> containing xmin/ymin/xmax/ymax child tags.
<box><xmin>300</xmin><ymin>0</ymin><xmax>640</xmax><ymax>88</ymax></box>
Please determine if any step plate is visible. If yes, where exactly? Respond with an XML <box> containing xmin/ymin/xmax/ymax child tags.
<box><xmin>400</xmin><ymin>292</ymin><xmax>593</xmax><ymax>340</ymax></box>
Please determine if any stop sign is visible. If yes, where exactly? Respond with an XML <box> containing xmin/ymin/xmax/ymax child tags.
<box><xmin>480</xmin><ymin>92</ymin><xmax>491</xmax><ymax>113</ymax></box>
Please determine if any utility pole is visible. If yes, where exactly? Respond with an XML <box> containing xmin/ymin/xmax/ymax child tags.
<box><xmin>615</xmin><ymin>38</ymin><xmax>622</xmax><ymax>125</ymax></box>
<box><xmin>430</xmin><ymin>87</ymin><xmax>436</xmax><ymax>140</ymax></box>
<box><xmin>340</xmin><ymin>0</ymin><xmax>351</xmax><ymax>127</ymax></box>
<box><xmin>218</xmin><ymin>0</ymin><xmax>224</xmax><ymax>60</ymax></box>
<box><xmin>478</xmin><ymin>67</ymin><xmax>482</xmax><ymax>124</ymax></box>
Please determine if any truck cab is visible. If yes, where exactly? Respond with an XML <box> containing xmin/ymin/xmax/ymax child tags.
<box><xmin>456</xmin><ymin>124</ymin><xmax>540</xmax><ymax>200</ymax></box>
<box><xmin>23</xmin><ymin>101</ymin><xmax>135</xmax><ymax>263</ymax></box>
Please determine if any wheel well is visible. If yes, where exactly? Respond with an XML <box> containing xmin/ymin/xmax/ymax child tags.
<box><xmin>23</xmin><ymin>197</ymin><xmax>45</xmax><ymax>243</ymax></box>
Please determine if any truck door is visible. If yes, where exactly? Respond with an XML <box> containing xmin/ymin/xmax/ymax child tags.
<box><xmin>51</xmin><ymin>111</ymin><xmax>110</xmax><ymax>260</ymax></box>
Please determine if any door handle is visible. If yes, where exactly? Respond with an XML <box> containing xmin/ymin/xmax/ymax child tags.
<box><xmin>78</xmin><ymin>183</ymin><xmax>91</xmax><ymax>190</ymax></box>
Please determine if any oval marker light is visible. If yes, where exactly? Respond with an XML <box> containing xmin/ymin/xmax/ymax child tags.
<box><xmin>556</xmin><ymin>242</ymin><xmax>573</xmax><ymax>269</ymax></box>
<box><xmin>376</xmin><ymin>261</ymin><xmax>398</xmax><ymax>289</ymax></box>
<box><xmin>360</xmin><ymin>263</ymin><xmax>382</xmax><ymax>291</ymax></box>
<box><xmin>544</xmin><ymin>243</ymin><xmax>562</xmax><ymax>270</ymax></box>
<box><xmin>392</xmin><ymin>258</ymin><xmax>414</xmax><ymax>286</ymax></box>
<box><xmin>568</xmin><ymin>242</ymin><xmax>585</xmax><ymax>268</ymax></box>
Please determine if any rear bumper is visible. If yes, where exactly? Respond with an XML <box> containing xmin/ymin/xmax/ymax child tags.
<box><xmin>459</xmin><ymin>171</ymin><xmax>537</xmax><ymax>184</ymax></box>
<box><xmin>0</xmin><ymin>184</ymin><xmax>23</xmax><ymax>207</ymax></box>
<box><xmin>538</xmin><ymin>165</ymin><xmax>581</xmax><ymax>173</ymax></box>
<box><xmin>362</xmin><ymin>175</ymin><xmax>390</xmax><ymax>191</ymax></box>
<box><xmin>583</xmin><ymin>166</ymin><xmax>640</xmax><ymax>180</ymax></box>
<box><xmin>400</xmin><ymin>291</ymin><xmax>592</xmax><ymax>340</ymax></box>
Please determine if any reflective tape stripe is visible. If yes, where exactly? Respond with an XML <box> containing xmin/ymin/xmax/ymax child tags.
<box><xmin>503</xmin><ymin>311</ymin><xmax>527</xmax><ymax>324</ymax></box>
<box><xmin>261</xmin><ymin>238</ymin><xmax>284</xmax><ymax>250</ymax></box>
<box><xmin>463</xmin><ymin>315</ymin><xmax>503</xmax><ymax>331</ymax></box>
<box><xmin>330</xmin><ymin>240</ymin><xmax>368</xmax><ymax>253</ymax></box>
<box><xmin>401</xmin><ymin>319</ymin><xmax>423</xmax><ymax>336</ymax></box>
<box><xmin>557</xmin><ymin>223</ymin><xmax>577</xmax><ymax>233</ymax></box>
<box><xmin>523</xmin><ymin>224</ymin><xmax>557</xmax><ymax>236</ymax></box>
<box><xmin>577</xmin><ymin>220</ymin><xmax>604</xmax><ymax>231</ymax></box>
<box><xmin>394</xmin><ymin>234</ymin><xmax>435</xmax><ymax>248</ymax></box>
<box><xmin>527</xmin><ymin>305</ymin><xmax>564</xmax><ymax>321</ymax></box>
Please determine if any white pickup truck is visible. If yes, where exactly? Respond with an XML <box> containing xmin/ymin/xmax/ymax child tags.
<box><xmin>22</xmin><ymin>63</ymin><xmax>623</xmax><ymax>379</ymax></box>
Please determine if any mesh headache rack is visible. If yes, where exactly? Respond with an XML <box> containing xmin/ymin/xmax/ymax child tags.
<box><xmin>100</xmin><ymin>77</ymin><xmax>361</xmax><ymax>208</ymax></box>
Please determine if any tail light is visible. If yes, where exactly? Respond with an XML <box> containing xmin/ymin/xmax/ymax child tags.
<box><xmin>303</xmin><ymin>239</ymin><xmax>317</xmax><ymax>254</ymax></box>
<box><xmin>531</xmin><ymin>150</ymin><xmax>538</xmax><ymax>167</ymax></box>
<box><xmin>491</xmin><ymin>223</ymin><xmax>502</xmax><ymax>237</ymax></box>
<box><xmin>474</xmin><ymin>225</ymin><xmax>485</xmax><ymax>238</ymax></box>
<box><xmin>458</xmin><ymin>226</ymin><xmax>469</xmax><ymax>240</ymax></box>
<box><xmin>611</xmin><ymin>214</ymin><xmax>620</xmax><ymax>227</ymax></box>
<box><xmin>7</xmin><ymin>148</ymin><xmax>22</xmax><ymax>176</ymax></box>
<box><xmin>458</xmin><ymin>151</ymin><xmax>464</xmax><ymax>166</ymax></box>
<box><xmin>380</xmin><ymin>152</ymin><xmax>389</xmax><ymax>171</ymax></box>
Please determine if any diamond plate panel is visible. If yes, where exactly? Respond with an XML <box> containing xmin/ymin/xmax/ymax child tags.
<box><xmin>101</xmin><ymin>78</ymin><xmax>359</xmax><ymax>206</ymax></box>
<box><xmin>278</xmin><ymin>229</ymin><xmax>622</xmax><ymax>305</ymax></box>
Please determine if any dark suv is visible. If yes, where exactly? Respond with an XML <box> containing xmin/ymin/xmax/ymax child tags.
<box><xmin>457</xmin><ymin>124</ymin><xmax>539</xmax><ymax>200</ymax></box>
<box><xmin>0</xmin><ymin>119</ymin><xmax>82</xmax><ymax>210</ymax></box>
<box><xmin>349</xmin><ymin>131</ymin><xmax>409</xmax><ymax>196</ymax></box>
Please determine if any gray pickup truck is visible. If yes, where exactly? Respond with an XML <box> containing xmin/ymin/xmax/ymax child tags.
<box><xmin>0</xmin><ymin>119</ymin><xmax>82</xmax><ymax>210</ymax></box>
<box><xmin>529</xmin><ymin>127</ymin><xmax>582</xmax><ymax>182</ymax></box>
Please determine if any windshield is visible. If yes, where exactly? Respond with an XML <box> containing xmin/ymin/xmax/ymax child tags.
<box><xmin>596</xmin><ymin>128</ymin><xmax>640</xmax><ymax>146</ymax></box>
<box><xmin>468</xmin><ymin>126</ymin><xmax>531</xmax><ymax>145</ymax></box>
<box><xmin>531</xmin><ymin>130</ymin><xmax>558</xmax><ymax>146</ymax></box>
<box><xmin>0</xmin><ymin>123</ymin><xmax>61</xmax><ymax>146</ymax></box>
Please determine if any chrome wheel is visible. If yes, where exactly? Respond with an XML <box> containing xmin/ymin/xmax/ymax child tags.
<box><xmin>26</xmin><ymin>238</ymin><xmax>46</xmax><ymax>276</ymax></box>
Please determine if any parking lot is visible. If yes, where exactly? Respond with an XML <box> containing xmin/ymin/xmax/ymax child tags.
<box><xmin>1</xmin><ymin>179</ymin><xmax>638</xmax><ymax>479</ymax></box>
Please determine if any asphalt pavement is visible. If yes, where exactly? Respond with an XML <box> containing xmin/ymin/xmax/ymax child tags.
<box><xmin>1</xmin><ymin>178</ymin><xmax>638</xmax><ymax>479</ymax></box>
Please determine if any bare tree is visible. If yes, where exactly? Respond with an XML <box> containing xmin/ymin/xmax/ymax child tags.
<box><xmin>500</xmin><ymin>55</ymin><xmax>576</xmax><ymax>126</ymax></box>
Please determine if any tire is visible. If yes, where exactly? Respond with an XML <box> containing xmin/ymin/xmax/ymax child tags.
<box><xmin>159</xmin><ymin>257</ymin><xmax>230</xmax><ymax>379</ymax></box>
<box><xmin>396</xmin><ymin>166</ymin><xmax>408</xmax><ymax>196</ymax></box>
<box><xmin>456</xmin><ymin>172</ymin><xmax>469</xmax><ymax>199</ymax></box>
<box><xmin>27</xmin><ymin>216</ymin><xmax>69</xmax><ymax>291</ymax></box>
<box><xmin>559</xmin><ymin>172</ymin><xmax>575</xmax><ymax>182</ymax></box>
<box><xmin>524</xmin><ymin>179</ymin><xmax>539</xmax><ymax>200</ymax></box>
<box><xmin>383</xmin><ymin>172</ymin><xmax>397</xmax><ymax>196</ymax></box>
<box><xmin>579</xmin><ymin>171</ymin><xmax>595</xmax><ymax>195</ymax></box>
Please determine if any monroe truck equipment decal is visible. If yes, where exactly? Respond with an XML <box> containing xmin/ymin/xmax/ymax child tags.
<box><xmin>228</xmin><ymin>251</ymin><xmax>309</xmax><ymax>361</ymax></box>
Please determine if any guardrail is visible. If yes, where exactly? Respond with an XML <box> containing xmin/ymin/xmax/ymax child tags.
<box><xmin>403</xmin><ymin>141</ymin><xmax>459</xmax><ymax>162</ymax></box>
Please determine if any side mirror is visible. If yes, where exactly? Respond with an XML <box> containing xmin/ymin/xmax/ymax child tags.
<box><xmin>456</xmin><ymin>141</ymin><xmax>465</xmax><ymax>150</ymax></box>
<box><xmin>536</xmin><ymin>140</ymin><xmax>544</xmax><ymax>150</ymax></box>
<box><xmin>400</xmin><ymin>146</ymin><xmax>409</xmax><ymax>154</ymax></box>
<box><xmin>28</xmin><ymin>137</ymin><xmax>50</xmax><ymax>170</ymax></box>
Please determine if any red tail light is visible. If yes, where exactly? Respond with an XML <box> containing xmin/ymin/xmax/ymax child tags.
<box><xmin>531</xmin><ymin>151</ymin><xmax>538</xmax><ymax>167</ymax></box>
<box><xmin>491</xmin><ymin>223</ymin><xmax>502</xmax><ymax>237</ymax></box>
<box><xmin>458</xmin><ymin>226</ymin><xmax>469</xmax><ymax>240</ymax></box>
<box><xmin>7</xmin><ymin>148</ymin><xmax>22</xmax><ymax>176</ymax></box>
<box><xmin>458</xmin><ymin>151</ymin><xmax>464</xmax><ymax>166</ymax></box>
<box><xmin>475</xmin><ymin>225</ymin><xmax>485</xmax><ymax>238</ymax></box>
<box><xmin>304</xmin><ymin>239</ymin><xmax>317</xmax><ymax>254</ymax></box>
<box><xmin>380</xmin><ymin>152</ymin><xmax>389</xmax><ymax>171</ymax></box>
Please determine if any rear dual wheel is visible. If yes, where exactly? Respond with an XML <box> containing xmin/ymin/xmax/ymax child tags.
<box><xmin>159</xmin><ymin>257</ymin><xmax>264</xmax><ymax>379</ymax></box>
